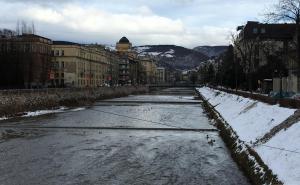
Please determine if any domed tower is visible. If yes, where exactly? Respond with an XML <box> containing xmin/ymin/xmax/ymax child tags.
<box><xmin>116</xmin><ymin>36</ymin><xmax>132</xmax><ymax>52</ymax></box>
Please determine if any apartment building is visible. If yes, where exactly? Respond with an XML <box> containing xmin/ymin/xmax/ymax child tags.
<box><xmin>0</xmin><ymin>33</ymin><xmax>52</xmax><ymax>89</ymax></box>
<box><xmin>156</xmin><ymin>67</ymin><xmax>166</xmax><ymax>84</ymax></box>
<box><xmin>51</xmin><ymin>41</ymin><xmax>110</xmax><ymax>88</ymax></box>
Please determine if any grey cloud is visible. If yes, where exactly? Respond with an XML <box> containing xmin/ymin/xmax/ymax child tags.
<box><xmin>0</xmin><ymin>0</ymin><xmax>77</xmax><ymax>5</ymax></box>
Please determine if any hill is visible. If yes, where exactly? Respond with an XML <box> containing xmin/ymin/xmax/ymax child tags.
<box><xmin>193</xmin><ymin>46</ymin><xmax>228</xmax><ymax>58</ymax></box>
<box><xmin>134</xmin><ymin>45</ymin><xmax>209</xmax><ymax>70</ymax></box>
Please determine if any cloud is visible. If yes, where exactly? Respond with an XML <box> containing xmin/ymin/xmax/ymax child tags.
<box><xmin>0</xmin><ymin>0</ymin><xmax>274</xmax><ymax>47</ymax></box>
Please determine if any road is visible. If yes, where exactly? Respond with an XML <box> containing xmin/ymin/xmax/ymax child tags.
<box><xmin>0</xmin><ymin>88</ymin><xmax>251</xmax><ymax>185</ymax></box>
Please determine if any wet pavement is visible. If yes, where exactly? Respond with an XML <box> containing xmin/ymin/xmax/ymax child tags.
<box><xmin>0</xmin><ymin>88</ymin><xmax>251</xmax><ymax>185</ymax></box>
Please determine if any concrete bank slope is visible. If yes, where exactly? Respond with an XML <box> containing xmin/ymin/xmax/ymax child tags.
<box><xmin>0</xmin><ymin>86</ymin><xmax>148</xmax><ymax>118</ymax></box>
<box><xmin>197</xmin><ymin>87</ymin><xmax>300</xmax><ymax>185</ymax></box>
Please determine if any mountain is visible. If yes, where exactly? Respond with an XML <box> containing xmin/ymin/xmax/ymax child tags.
<box><xmin>193</xmin><ymin>46</ymin><xmax>228</xmax><ymax>58</ymax></box>
<box><xmin>134</xmin><ymin>45</ymin><xmax>209</xmax><ymax>70</ymax></box>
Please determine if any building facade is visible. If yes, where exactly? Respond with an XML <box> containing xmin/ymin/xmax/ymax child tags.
<box><xmin>139</xmin><ymin>56</ymin><xmax>157</xmax><ymax>84</ymax></box>
<box><xmin>116</xmin><ymin>36</ymin><xmax>140</xmax><ymax>85</ymax></box>
<box><xmin>236</xmin><ymin>21</ymin><xmax>298</xmax><ymax>93</ymax></box>
<box><xmin>51</xmin><ymin>41</ymin><xmax>110</xmax><ymax>88</ymax></box>
<box><xmin>116</xmin><ymin>36</ymin><xmax>132</xmax><ymax>52</ymax></box>
<box><xmin>106</xmin><ymin>50</ymin><xmax>120</xmax><ymax>86</ymax></box>
<box><xmin>0</xmin><ymin>34</ymin><xmax>52</xmax><ymax>89</ymax></box>
<box><xmin>156</xmin><ymin>67</ymin><xmax>166</xmax><ymax>84</ymax></box>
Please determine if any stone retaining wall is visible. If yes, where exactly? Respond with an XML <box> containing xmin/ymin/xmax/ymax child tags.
<box><xmin>0</xmin><ymin>86</ymin><xmax>149</xmax><ymax>117</ymax></box>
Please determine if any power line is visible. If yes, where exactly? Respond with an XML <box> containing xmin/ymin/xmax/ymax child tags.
<box><xmin>255</xmin><ymin>143</ymin><xmax>300</xmax><ymax>155</ymax></box>
<box><xmin>88</xmin><ymin>108</ymin><xmax>184</xmax><ymax>129</ymax></box>
<box><xmin>64</xmin><ymin>108</ymin><xmax>300</xmax><ymax>155</ymax></box>
<box><xmin>246</xmin><ymin>141</ymin><xmax>300</xmax><ymax>155</ymax></box>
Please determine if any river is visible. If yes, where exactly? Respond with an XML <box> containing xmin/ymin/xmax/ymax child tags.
<box><xmin>0</xmin><ymin>87</ymin><xmax>250</xmax><ymax>185</ymax></box>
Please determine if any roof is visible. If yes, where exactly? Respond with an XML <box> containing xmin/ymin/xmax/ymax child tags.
<box><xmin>119</xmin><ymin>36</ymin><xmax>130</xmax><ymax>44</ymax></box>
<box><xmin>240</xmin><ymin>21</ymin><xmax>296</xmax><ymax>40</ymax></box>
<box><xmin>0</xmin><ymin>33</ymin><xmax>50</xmax><ymax>40</ymax></box>
<box><xmin>53</xmin><ymin>41</ymin><xmax>80</xmax><ymax>46</ymax></box>
<box><xmin>20</xmin><ymin>34</ymin><xmax>52</xmax><ymax>41</ymax></box>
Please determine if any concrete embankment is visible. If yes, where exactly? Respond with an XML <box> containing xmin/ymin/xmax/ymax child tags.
<box><xmin>0</xmin><ymin>86</ymin><xmax>148</xmax><ymax>117</ymax></box>
<box><xmin>196</xmin><ymin>87</ymin><xmax>286</xmax><ymax>185</ymax></box>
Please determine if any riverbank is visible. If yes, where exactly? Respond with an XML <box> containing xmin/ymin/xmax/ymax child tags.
<box><xmin>0</xmin><ymin>86</ymin><xmax>148</xmax><ymax>118</ymax></box>
<box><xmin>197</xmin><ymin>87</ymin><xmax>300</xmax><ymax>185</ymax></box>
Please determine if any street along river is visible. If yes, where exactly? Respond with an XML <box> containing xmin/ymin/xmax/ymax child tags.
<box><xmin>0</xmin><ymin>88</ymin><xmax>250</xmax><ymax>185</ymax></box>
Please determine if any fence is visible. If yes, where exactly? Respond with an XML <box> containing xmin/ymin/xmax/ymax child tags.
<box><xmin>212</xmin><ymin>86</ymin><xmax>300</xmax><ymax>109</ymax></box>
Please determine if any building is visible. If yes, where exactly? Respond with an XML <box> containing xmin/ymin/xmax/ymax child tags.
<box><xmin>116</xmin><ymin>36</ymin><xmax>132</xmax><ymax>53</ymax></box>
<box><xmin>106</xmin><ymin>50</ymin><xmax>120</xmax><ymax>86</ymax></box>
<box><xmin>0</xmin><ymin>33</ymin><xmax>52</xmax><ymax>89</ymax></box>
<box><xmin>237</xmin><ymin>21</ymin><xmax>296</xmax><ymax>68</ymax></box>
<box><xmin>116</xmin><ymin>36</ymin><xmax>140</xmax><ymax>85</ymax></box>
<box><xmin>51</xmin><ymin>41</ymin><xmax>110</xmax><ymax>88</ymax></box>
<box><xmin>236</xmin><ymin>21</ymin><xmax>298</xmax><ymax>93</ymax></box>
<box><xmin>139</xmin><ymin>56</ymin><xmax>157</xmax><ymax>84</ymax></box>
<box><xmin>156</xmin><ymin>67</ymin><xmax>166</xmax><ymax>84</ymax></box>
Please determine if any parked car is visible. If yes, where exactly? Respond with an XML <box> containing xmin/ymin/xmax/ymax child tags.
<box><xmin>291</xmin><ymin>93</ymin><xmax>300</xmax><ymax>100</ymax></box>
<box><xmin>269</xmin><ymin>91</ymin><xmax>295</xmax><ymax>98</ymax></box>
<box><xmin>268</xmin><ymin>91</ymin><xmax>281</xmax><ymax>98</ymax></box>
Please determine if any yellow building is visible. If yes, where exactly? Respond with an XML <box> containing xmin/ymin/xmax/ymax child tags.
<box><xmin>116</xmin><ymin>36</ymin><xmax>132</xmax><ymax>53</ymax></box>
<box><xmin>51</xmin><ymin>41</ymin><xmax>110</xmax><ymax>88</ymax></box>
<box><xmin>115</xmin><ymin>36</ymin><xmax>140</xmax><ymax>85</ymax></box>
<box><xmin>139</xmin><ymin>56</ymin><xmax>157</xmax><ymax>84</ymax></box>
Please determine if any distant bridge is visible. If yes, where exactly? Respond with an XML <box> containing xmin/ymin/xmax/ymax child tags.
<box><xmin>148</xmin><ymin>83</ymin><xmax>202</xmax><ymax>89</ymax></box>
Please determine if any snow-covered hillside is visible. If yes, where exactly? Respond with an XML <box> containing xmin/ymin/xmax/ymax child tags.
<box><xmin>135</xmin><ymin>46</ymin><xmax>175</xmax><ymax>58</ymax></box>
<box><xmin>134</xmin><ymin>45</ymin><xmax>209</xmax><ymax>70</ymax></box>
<box><xmin>197</xmin><ymin>87</ymin><xmax>300</xmax><ymax>184</ymax></box>
<box><xmin>103</xmin><ymin>44</ymin><xmax>210</xmax><ymax>70</ymax></box>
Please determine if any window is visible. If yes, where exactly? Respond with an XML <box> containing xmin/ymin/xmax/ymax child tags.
<box><xmin>61</xmin><ymin>61</ymin><xmax>65</xmax><ymax>68</ymax></box>
<box><xmin>51</xmin><ymin>50</ymin><xmax>54</xmax><ymax>56</ymax></box>
<box><xmin>55</xmin><ymin>62</ymin><xmax>59</xmax><ymax>69</ymax></box>
<box><xmin>55</xmin><ymin>50</ymin><xmax>59</xmax><ymax>56</ymax></box>
<box><xmin>25</xmin><ymin>44</ymin><xmax>30</xmax><ymax>52</ymax></box>
<box><xmin>61</xmin><ymin>50</ymin><xmax>64</xmax><ymax>56</ymax></box>
<box><xmin>261</xmin><ymin>28</ymin><xmax>266</xmax><ymax>34</ymax></box>
<box><xmin>253</xmin><ymin>28</ymin><xmax>258</xmax><ymax>34</ymax></box>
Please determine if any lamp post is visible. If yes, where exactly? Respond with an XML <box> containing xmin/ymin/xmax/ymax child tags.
<box><xmin>275</xmin><ymin>69</ymin><xmax>283</xmax><ymax>98</ymax></box>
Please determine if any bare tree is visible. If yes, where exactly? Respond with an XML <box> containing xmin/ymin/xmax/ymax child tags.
<box><xmin>16</xmin><ymin>20</ymin><xmax>20</xmax><ymax>35</ymax></box>
<box><xmin>21</xmin><ymin>20</ymin><xmax>27</xmax><ymax>34</ymax></box>
<box><xmin>266</xmin><ymin>0</ymin><xmax>300</xmax><ymax>23</ymax></box>
<box><xmin>19</xmin><ymin>20</ymin><xmax>36</xmax><ymax>35</ymax></box>
<box><xmin>231</xmin><ymin>32</ymin><xmax>258</xmax><ymax>91</ymax></box>
<box><xmin>266</xmin><ymin>0</ymin><xmax>300</xmax><ymax>71</ymax></box>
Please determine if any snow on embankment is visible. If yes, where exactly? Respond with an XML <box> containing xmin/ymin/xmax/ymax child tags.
<box><xmin>255</xmin><ymin>122</ymin><xmax>300</xmax><ymax>184</ymax></box>
<box><xmin>197</xmin><ymin>87</ymin><xmax>295</xmax><ymax>143</ymax></box>
<box><xmin>197</xmin><ymin>87</ymin><xmax>300</xmax><ymax>184</ymax></box>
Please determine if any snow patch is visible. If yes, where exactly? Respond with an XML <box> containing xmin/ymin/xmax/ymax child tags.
<box><xmin>70</xmin><ymin>107</ymin><xmax>86</xmax><ymax>112</ymax></box>
<box><xmin>105</xmin><ymin>45</ymin><xmax>116</xmax><ymax>51</ymax></box>
<box><xmin>0</xmin><ymin>116</ymin><xmax>8</xmax><ymax>121</ymax></box>
<box><xmin>165</xmin><ymin>49</ymin><xmax>175</xmax><ymax>54</ymax></box>
<box><xmin>22</xmin><ymin>107</ymin><xmax>67</xmax><ymax>117</ymax></box>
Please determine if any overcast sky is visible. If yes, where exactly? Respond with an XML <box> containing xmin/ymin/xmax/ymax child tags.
<box><xmin>0</xmin><ymin>0</ymin><xmax>275</xmax><ymax>48</ymax></box>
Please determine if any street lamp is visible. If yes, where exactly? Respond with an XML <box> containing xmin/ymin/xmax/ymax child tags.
<box><xmin>274</xmin><ymin>69</ymin><xmax>283</xmax><ymax>98</ymax></box>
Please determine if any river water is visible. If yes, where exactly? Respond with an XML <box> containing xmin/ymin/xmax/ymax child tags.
<box><xmin>0</xmin><ymin>88</ymin><xmax>251</xmax><ymax>185</ymax></box>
